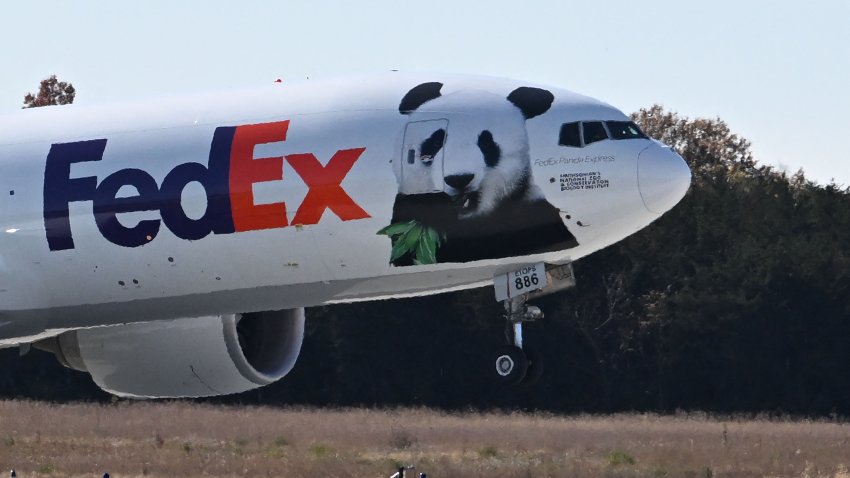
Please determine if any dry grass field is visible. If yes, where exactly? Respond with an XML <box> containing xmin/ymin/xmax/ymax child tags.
<box><xmin>1</xmin><ymin>401</ymin><xmax>850</xmax><ymax>477</ymax></box>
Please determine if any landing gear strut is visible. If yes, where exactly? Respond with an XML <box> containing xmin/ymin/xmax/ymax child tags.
<box><xmin>492</xmin><ymin>262</ymin><xmax>575</xmax><ymax>386</ymax></box>
<box><xmin>494</xmin><ymin>294</ymin><xmax>543</xmax><ymax>385</ymax></box>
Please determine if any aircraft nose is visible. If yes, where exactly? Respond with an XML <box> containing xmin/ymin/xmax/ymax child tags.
<box><xmin>637</xmin><ymin>143</ymin><xmax>691</xmax><ymax>214</ymax></box>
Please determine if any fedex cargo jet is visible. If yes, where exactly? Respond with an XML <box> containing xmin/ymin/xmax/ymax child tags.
<box><xmin>0</xmin><ymin>73</ymin><xmax>690</xmax><ymax>397</ymax></box>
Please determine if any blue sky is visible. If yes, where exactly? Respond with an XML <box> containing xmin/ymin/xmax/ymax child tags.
<box><xmin>1</xmin><ymin>0</ymin><xmax>848</xmax><ymax>185</ymax></box>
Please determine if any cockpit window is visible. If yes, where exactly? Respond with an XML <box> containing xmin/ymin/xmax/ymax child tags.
<box><xmin>582</xmin><ymin>121</ymin><xmax>608</xmax><ymax>145</ymax></box>
<box><xmin>558</xmin><ymin>122</ymin><xmax>581</xmax><ymax>147</ymax></box>
<box><xmin>606</xmin><ymin>121</ymin><xmax>647</xmax><ymax>140</ymax></box>
<box><xmin>559</xmin><ymin>120</ymin><xmax>647</xmax><ymax>147</ymax></box>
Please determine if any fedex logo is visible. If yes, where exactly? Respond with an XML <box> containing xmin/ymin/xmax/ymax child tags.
<box><xmin>43</xmin><ymin>120</ymin><xmax>370</xmax><ymax>251</ymax></box>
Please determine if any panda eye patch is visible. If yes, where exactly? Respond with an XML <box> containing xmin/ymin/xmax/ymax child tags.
<box><xmin>478</xmin><ymin>130</ymin><xmax>501</xmax><ymax>167</ymax></box>
<box><xmin>419</xmin><ymin>129</ymin><xmax>446</xmax><ymax>165</ymax></box>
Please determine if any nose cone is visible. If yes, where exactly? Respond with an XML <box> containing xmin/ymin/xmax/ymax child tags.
<box><xmin>637</xmin><ymin>143</ymin><xmax>691</xmax><ymax>214</ymax></box>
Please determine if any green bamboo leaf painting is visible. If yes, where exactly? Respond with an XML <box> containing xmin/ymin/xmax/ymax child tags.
<box><xmin>415</xmin><ymin>232</ymin><xmax>437</xmax><ymax>264</ymax></box>
<box><xmin>379</xmin><ymin>221</ymin><xmax>444</xmax><ymax>265</ymax></box>
<box><xmin>376</xmin><ymin>221</ymin><xmax>416</xmax><ymax>237</ymax></box>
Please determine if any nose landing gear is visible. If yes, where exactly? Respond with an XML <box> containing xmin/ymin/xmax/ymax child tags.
<box><xmin>495</xmin><ymin>295</ymin><xmax>543</xmax><ymax>385</ymax></box>
<box><xmin>492</xmin><ymin>262</ymin><xmax>574</xmax><ymax>386</ymax></box>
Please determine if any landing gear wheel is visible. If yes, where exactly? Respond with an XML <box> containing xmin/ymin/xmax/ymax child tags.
<box><xmin>521</xmin><ymin>348</ymin><xmax>544</xmax><ymax>386</ymax></box>
<box><xmin>495</xmin><ymin>346</ymin><xmax>528</xmax><ymax>385</ymax></box>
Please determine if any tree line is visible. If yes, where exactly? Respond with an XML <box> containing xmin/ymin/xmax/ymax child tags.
<box><xmin>3</xmin><ymin>77</ymin><xmax>850</xmax><ymax>416</ymax></box>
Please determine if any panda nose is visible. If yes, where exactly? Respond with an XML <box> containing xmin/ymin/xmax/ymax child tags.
<box><xmin>444</xmin><ymin>173</ymin><xmax>474</xmax><ymax>191</ymax></box>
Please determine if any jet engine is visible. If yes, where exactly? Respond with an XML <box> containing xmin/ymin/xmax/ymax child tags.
<box><xmin>35</xmin><ymin>309</ymin><xmax>304</xmax><ymax>398</ymax></box>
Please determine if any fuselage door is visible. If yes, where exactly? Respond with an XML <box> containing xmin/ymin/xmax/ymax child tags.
<box><xmin>400</xmin><ymin>119</ymin><xmax>449</xmax><ymax>194</ymax></box>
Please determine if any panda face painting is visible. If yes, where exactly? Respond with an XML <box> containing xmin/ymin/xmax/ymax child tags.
<box><xmin>379</xmin><ymin>82</ymin><xmax>579</xmax><ymax>266</ymax></box>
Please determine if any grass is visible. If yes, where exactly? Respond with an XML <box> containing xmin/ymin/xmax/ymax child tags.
<box><xmin>1</xmin><ymin>400</ymin><xmax>850</xmax><ymax>477</ymax></box>
<box><xmin>608</xmin><ymin>449</ymin><xmax>636</xmax><ymax>466</ymax></box>
<box><xmin>309</xmin><ymin>443</ymin><xmax>333</xmax><ymax>458</ymax></box>
<box><xmin>479</xmin><ymin>445</ymin><xmax>499</xmax><ymax>458</ymax></box>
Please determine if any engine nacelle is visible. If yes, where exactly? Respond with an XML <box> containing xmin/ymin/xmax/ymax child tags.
<box><xmin>36</xmin><ymin>309</ymin><xmax>304</xmax><ymax>398</ymax></box>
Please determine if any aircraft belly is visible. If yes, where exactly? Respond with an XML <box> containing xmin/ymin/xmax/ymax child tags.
<box><xmin>0</xmin><ymin>268</ymin><xmax>491</xmax><ymax>341</ymax></box>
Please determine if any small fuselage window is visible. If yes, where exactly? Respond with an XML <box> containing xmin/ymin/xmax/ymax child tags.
<box><xmin>559</xmin><ymin>120</ymin><xmax>648</xmax><ymax>148</ymax></box>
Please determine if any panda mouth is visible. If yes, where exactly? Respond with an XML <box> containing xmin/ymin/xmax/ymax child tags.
<box><xmin>453</xmin><ymin>191</ymin><xmax>480</xmax><ymax>215</ymax></box>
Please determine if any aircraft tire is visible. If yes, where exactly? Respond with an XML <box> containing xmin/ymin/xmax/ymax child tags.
<box><xmin>521</xmin><ymin>348</ymin><xmax>544</xmax><ymax>386</ymax></box>
<box><xmin>495</xmin><ymin>346</ymin><xmax>528</xmax><ymax>385</ymax></box>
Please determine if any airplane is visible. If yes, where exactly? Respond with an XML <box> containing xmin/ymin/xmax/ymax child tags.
<box><xmin>0</xmin><ymin>73</ymin><xmax>690</xmax><ymax>398</ymax></box>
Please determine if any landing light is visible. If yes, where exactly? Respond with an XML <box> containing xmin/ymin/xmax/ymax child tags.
<box><xmin>5</xmin><ymin>228</ymin><xmax>19</xmax><ymax>234</ymax></box>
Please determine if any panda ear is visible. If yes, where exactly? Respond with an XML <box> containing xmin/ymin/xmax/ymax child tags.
<box><xmin>507</xmin><ymin>87</ymin><xmax>555</xmax><ymax>119</ymax></box>
<box><xmin>399</xmin><ymin>82</ymin><xmax>443</xmax><ymax>115</ymax></box>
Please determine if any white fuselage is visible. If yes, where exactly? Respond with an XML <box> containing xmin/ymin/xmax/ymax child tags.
<box><xmin>0</xmin><ymin>73</ymin><xmax>689</xmax><ymax>345</ymax></box>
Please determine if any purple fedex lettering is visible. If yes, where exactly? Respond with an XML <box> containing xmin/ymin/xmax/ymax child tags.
<box><xmin>158</xmin><ymin>126</ymin><xmax>236</xmax><ymax>240</ymax></box>
<box><xmin>92</xmin><ymin>168</ymin><xmax>162</xmax><ymax>247</ymax></box>
<box><xmin>44</xmin><ymin>140</ymin><xmax>166</xmax><ymax>250</ymax></box>
<box><xmin>43</xmin><ymin>130</ymin><xmax>237</xmax><ymax>251</ymax></box>
<box><xmin>44</xmin><ymin>140</ymin><xmax>108</xmax><ymax>251</ymax></box>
